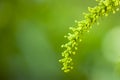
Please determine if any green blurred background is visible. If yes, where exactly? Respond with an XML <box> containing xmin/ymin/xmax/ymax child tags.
<box><xmin>0</xmin><ymin>0</ymin><xmax>120</xmax><ymax>80</ymax></box>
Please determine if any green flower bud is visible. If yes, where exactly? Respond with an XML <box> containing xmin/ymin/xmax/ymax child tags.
<box><xmin>59</xmin><ymin>0</ymin><xmax>120</xmax><ymax>73</ymax></box>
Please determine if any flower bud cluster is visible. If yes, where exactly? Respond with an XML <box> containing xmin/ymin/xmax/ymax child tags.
<box><xmin>59</xmin><ymin>0</ymin><xmax>120</xmax><ymax>73</ymax></box>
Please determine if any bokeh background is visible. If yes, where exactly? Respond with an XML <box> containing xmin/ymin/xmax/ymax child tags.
<box><xmin>0</xmin><ymin>0</ymin><xmax>120</xmax><ymax>80</ymax></box>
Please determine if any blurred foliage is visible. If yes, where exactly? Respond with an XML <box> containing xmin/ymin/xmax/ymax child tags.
<box><xmin>0</xmin><ymin>0</ymin><xmax>120</xmax><ymax>80</ymax></box>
